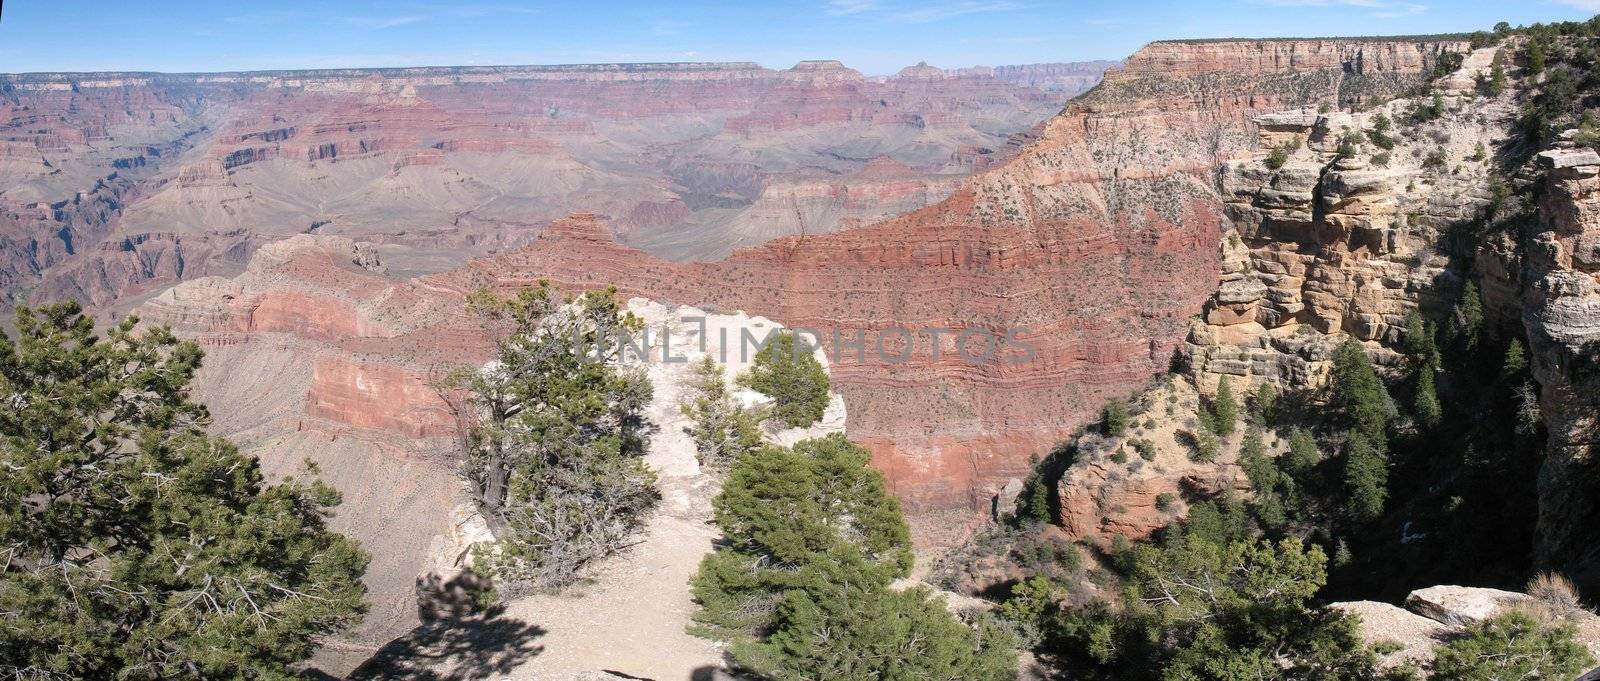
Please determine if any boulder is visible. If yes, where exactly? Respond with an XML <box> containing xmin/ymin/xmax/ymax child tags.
<box><xmin>1539</xmin><ymin>148</ymin><xmax>1600</xmax><ymax>169</ymax></box>
<box><xmin>1405</xmin><ymin>585</ymin><xmax>1532</xmax><ymax>627</ymax></box>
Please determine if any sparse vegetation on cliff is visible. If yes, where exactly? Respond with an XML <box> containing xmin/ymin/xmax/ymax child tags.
<box><xmin>459</xmin><ymin>284</ymin><xmax>659</xmax><ymax>594</ymax></box>
<box><xmin>0</xmin><ymin>303</ymin><xmax>369</xmax><ymax>679</ymax></box>
<box><xmin>1019</xmin><ymin>509</ymin><xmax>1404</xmax><ymax>681</ymax></box>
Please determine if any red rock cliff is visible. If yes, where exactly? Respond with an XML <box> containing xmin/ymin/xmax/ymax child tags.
<box><xmin>418</xmin><ymin>38</ymin><xmax>1466</xmax><ymax>512</ymax></box>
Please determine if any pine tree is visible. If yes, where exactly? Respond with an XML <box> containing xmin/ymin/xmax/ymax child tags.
<box><xmin>1239</xmin><ymin>426</ymin><xmax>1288</xmax><ymax>529</ymax></box>
<box><xmin>1211</xmin><ymin>377</ymin><xmax>1238</xmax><ymax>436</ymax></box>
<box><xmin>1457</xmin><ymin>281</ymin><xmax>1485</xmax><ymax>352</ymax></box>
<box><xmin>1402</xmin><ymin>310</ymin><xmax>1440</xmax><ymax>370</ymax></box>
<box><xmin>1052</xmin><ymin>535</ymin><xmax>1395</xmax><ymax>680</ymax></box>
<box><xmin>740</xmin><ymin>583</ymin><xmax>1018</xmax><ymax>680</ymax></box>
<box><xmin>462</xmin><ymin>284</ymin><xmax>659</xmax><ymax>590</ymax></box>
<box><xmin>692</xmin><ymin>435</ymin><xmax>1016</xmax><ymax>676</ymax></box>
<box><xmin>1102</xmin><ymin>398</ymin><xmax>1129</xmax><ymax>436</ymax></box>
<box><xmin>1503</xmin><ymin>338</ymin><xmax>1529</xmax><ymax>378</ymax></box>
<box><xmin>1415</xmin><ymin>367</ymin><xmax>1443</xmax><ymax>428</ymax></box>
<box><xmin>0</xmin><ymin>302</ymin><xmax>369</xmax><ymax>679</ymax></box>
<box><xmin>1022</xmin><ymin>472</ymin><xmax>1052</xmax><ymax>525</ymax></box>
<box><xmin>1343</xmin><ymin>430</ymin><xmax>1389</xmax><ymax>523</ymax></box>
<box><xmin>1432</xmin><ymin>612</ymin><xmax>1594</xmax><ymax>681</ymax></box>
<box><xmin>1283</xmin><ymin>428</ymin><xmax>1321</xmax><ymax>476</ymax></box>
<box><xmin>682</xmin><ymin>356</ymin><xmax>764</xmax><ymax>470</ymax></box>
<box><xmin>1250</xmin><ymin>383</ymin><xmax>1277</xmax><ymax>425</ymax></box>
<box><xmin>747</xmin><ymin>332</ymin><xmax>831</xmax><ymax>428</ymax></box>
<box><xmin>1330</xmin><ymin>338</ymin><xmax>1392</xmax><ymax>444</ymax></box>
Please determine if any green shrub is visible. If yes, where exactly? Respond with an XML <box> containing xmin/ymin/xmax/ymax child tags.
<box><xmin>682</xmin><ymin>356</ymin><xmax>765</xmax><ymax>469</ymax></box>
<box><xmin>1133</xmin><ymin>438</ymin><xmax>1157</xmax><ymax>461</ymax></box>
<box><xmin>1408</xmin><ymin>93</ymin><xmax>1446</xmax><ymax>124</ymax></box>
<box><xmin>693</xmin><ymin>434</ymin><xmax>1017</xmax><ymax>678</ymax></box>
<box><xmin>1209</xmin><ymin>377</ymin><xmax>1238</xmax><ymax>436</ymax></box>
<box><xmin>1344</xmin><ymin>430</ymin><xmax>1389</xmax><ymax>523</ymax></box>
<box><xmin>1047</xmin><ymin>536</ymin><xmax>1396</xmax><ymax>679</ymax></box>
<box><xmin>1331</xmin><ymin>338</ymin><xmax>1393</xmax><ymax>443</ymax></box>
<box><xmin>1432</xmin><ymin>612</ymin><xmax>1595</xmax><ymax>681</ymax></box>
<box><xmin>1184</xmin><ymin>429</ymin><xmax>1220</xmax><ymax>463</ymax></box>
<box><xmin>747</xmin><ymin>331</ymin><xmax>831</xmax><ymax>428</ymax></box>
<box><xmin>1155</xmin><ymin>493</ymin><xmax>1176</xmax><ymax>511</ymax></box>
<box><xmin>693</xmin><ymin>434</ymin><xmax>911</xmax><ymax>637</ymax></box>
<box><xmin>1266</xmin><ymin>144</ymin><xmax>1290</xmax><ymax>169</ymax></box>
<box><xmin>1102</xmin><ymin>398</ymin><xmax>1130</xmax><ymax>436</ymax></box>
<box><xmin>464</xmin><ymin>285</ymin><xmax>659</xmax><ymax>590</ymax></box>
<box><xmin>1424</xmin><ymin>147</ymin><xmax>1450</xmax><ymax>169</ymax></box>
<box><xmin>0</xmin><ymin>303</ymin><xmax>369</xmax><ymax>678</ymax></box>
<box><xmin>1369</xmin><ymin>112</ymin><xmax>1395</xmax><ymax>150</ymax></box>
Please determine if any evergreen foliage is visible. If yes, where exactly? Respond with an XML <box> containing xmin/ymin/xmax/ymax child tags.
<box><xmin>1102</xmin><ymin>399</ymin><xmax>1129</xmax><ymax>436</ymax></box>
<box><xmin>1210</xmin><ymin>378</ymin><xmax>1238</xmax><ymax>436</ymax></box>
<box><xmin>1283</xmin><ymin>428</ymin><xmax>1322</xmax><ymax>477</ymax></box>
<box><xmin>1251</xmin><ymin>383</ymin><xmax>1278</xmax><ymax>424</ymax></box>
<box><xmin>1343</xmin><ymin>431</ymin><xmax>1389</xmax><ymax>524</ymax></box>
<box><xmin>1414</xmin><ymin>368</ymin><xmax>1443</xmax><ymax>428</ymax></box>
<box><xmin>1431</xmin><ymin>612</ymin><xmax>1594</xmax><ymax>681</ymax></box>
<box><xmin>1455</xmin><ymin>282</ymin><xmax>1484</xmax><ymax>353</ymax></box>
<box><xmin>681</xmin><ymin>356</ymin><xmax>764</xmax><ymax>470</ymax></box>
<box><xmin>1039</xmin><ymin>526</ymin><xmax>1401</xmax><ymax>680</ymax></box>
<box><xmin>1330</xmin><ymin>339</ymin><xmax>1393</xmax><ymax>444</ymax></box>
<box><xmin>746</xmin><ymin>332</ymin><xmax>831</xmax><ymax>429</ymax></box>
<box><xmin>1266</xmin><ymin>144</ymin><xmax>1290</xmax><ymax>169</ymax></box>
<box><xmin>461</xmin><ymin>284</ymin><xmax>659</xmax><ymax>591</ymax></box>
<box><xmin>0</xmin><ymin>302</ymin><xmax>369</xmax><ymax>679</ymax></box>
<box><xmin>692</xmin><ymin>434</ymin><xmax>1016</xmax><ymax>678</ymax></box>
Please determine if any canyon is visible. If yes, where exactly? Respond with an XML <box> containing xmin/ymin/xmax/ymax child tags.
<box><xmin>22</xmin><ymin>32</ymin><xmax>1600</xmax><ymax>676</ymax></box>
<box><xmin>120</xmin><ymin>38</ymin><xmax>1480</xmax><ymax>666</ymax></box>
<box><xmin>0</xmin><ymin>59</ymin><xmax>1108</xmax><ymax>313</ymax></box>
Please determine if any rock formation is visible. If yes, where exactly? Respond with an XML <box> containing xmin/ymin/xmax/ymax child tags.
<box><xmin>1520</xmin><ymin>146</ymin><xmax>1600</xmax><ymax>591</ymax></box>
<box><xmin>2</xmin><ymin>60</ymin><xmax>1110</xmax><ymax>311</ymax></box>
<box><xmin>1335</xmin><ymin>584</ymin><xmax>1600</xmax><ymax>674</ymax></box>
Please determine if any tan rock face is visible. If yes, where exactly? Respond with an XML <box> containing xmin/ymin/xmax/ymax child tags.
<box><xmin>1185</xmin><ymin>46</ymin><xmax>1506</xmax><ymax>392</ymax></box>
<box><xmin>1524</xmin><ymin>151</ymin><xmax>1600</xmax><ymax>592</ymax></box>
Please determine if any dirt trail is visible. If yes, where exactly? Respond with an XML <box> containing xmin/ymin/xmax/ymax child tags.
<box><xmin>494</xmin><ymin>300</ymin><xmax>841</xmax><ymax>680</ymax></box>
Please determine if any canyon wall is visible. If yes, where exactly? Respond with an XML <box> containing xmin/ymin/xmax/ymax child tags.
<box><xmin>2</xmin><ymin>60</ymin><xmax>1107</xmax><ymax>313</ymax></box>
<box><xmin>1523</xmin><ymin>148</ymin><xmax>1600</xmax><ymax>590</ymax></box>
<box><xmin>124</xmin><ymin>37</ymin><xmax>1482</xmax><ymax>661</ymax></box>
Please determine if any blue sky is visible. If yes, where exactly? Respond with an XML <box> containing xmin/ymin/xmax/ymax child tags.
<box><xmin>1</xmin><ymin>1</ymin><xmax>1597</xmax><ymax>75</ymax></box>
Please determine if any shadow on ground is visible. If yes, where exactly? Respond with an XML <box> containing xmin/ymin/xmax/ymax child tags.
<box><xmin>344</xmin><ymin>606</ymin><xmax>546</xmax><ymax>680</ymax></box>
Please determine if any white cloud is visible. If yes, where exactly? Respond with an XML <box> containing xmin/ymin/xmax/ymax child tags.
<box><xmin>826</xmin><ymin>0</ymin><xmax>1024</xmax><ymax>22</ymax></box>
<box><xmin>1552</xmin><ymin>0</ymin><xmax>1600</xmax><ymax>10</ymax></box>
